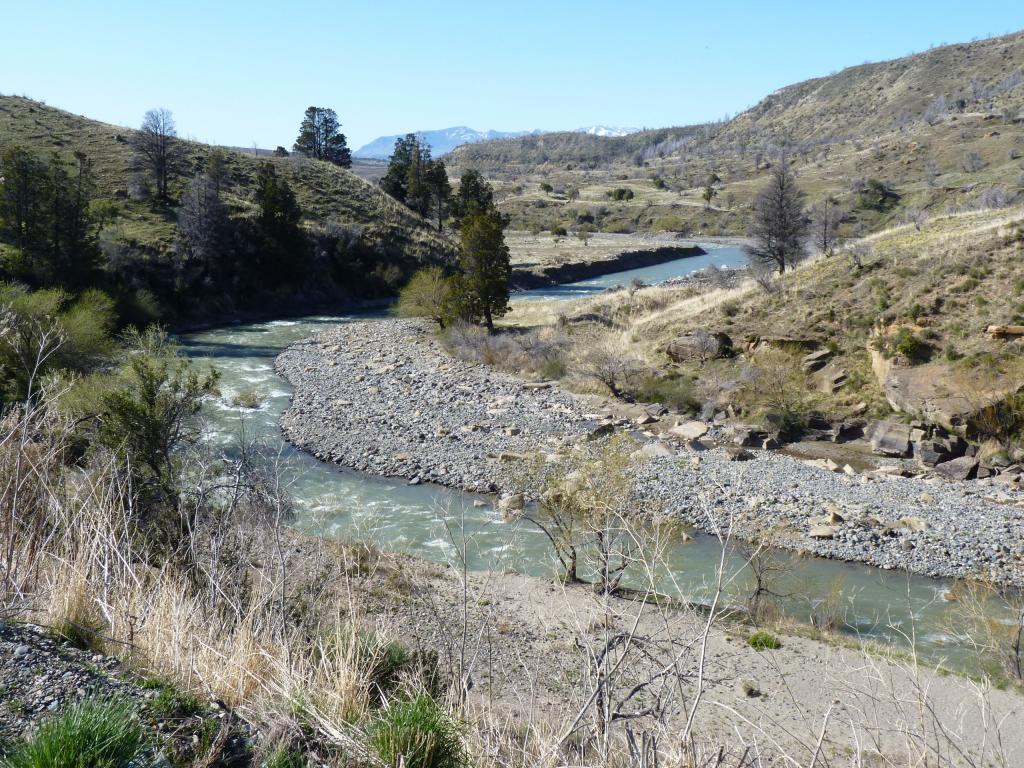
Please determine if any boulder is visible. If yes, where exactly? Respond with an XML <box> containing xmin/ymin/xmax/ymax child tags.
<box><xmin>497</xmin><ymin>493</ymin><xmax>525</xmax><ymax>514</ymax></box>
<box><xmin>587</xmin><ymin>423</ymin><xmax>616</xmax><ymax>441</ymax></box>
<box><xmin>731</xmin><ymin>425</ymin><xmax>767</xmax><ymax>447</ymax></box>
<box><xmin>725</xmin><ymin>446</ymin><xmax>755</xmax><ymax>461</ymax></box>
<box><xmin>666</xmin><ymin>330</ymin><xmax>732</xmax><ymax>362</ymax></box>
<box><xmin>669</xmin><ymin>420</ymin><xmax>709</xmax><ymax>441</ymax></box>
<box><xmin>635</xmin><ymin>414</ymin><xmax>658</xmax><ymax>426</ymax></box>
<box><xmin>639</xmin><ymin>441</ymin><xmax>675</xmax><ymax>459</ymax></box>
<box><xmin>915</xmin><ymin>441</ymin><xmax>950</xmax><ymax>468</ymax></box>
<box><xmin>808</xmin><ymin>525</ymin><xmax>837</xmax><ymax>539</ymax></box>
<box><xmin>868</xmin><ymin>421</ymin><xmax>913</xmax><ymax>457</ymax></box>
<box><xmin>932</xmin><ymin>456</ymin><xmax>979</xmax><ymax>481</ymax></box>
<box><xmin>813</xmin><ymin>364</ymin><xmax>848</xmax><ymax>395</ymax></box>
<box><xmin>869</xmin><ymin>353</ymin><xmax>1024</xmax><ymax>436</ymax></box>
<box><xmin>645</xmin><ymin>403</ymin><xmax>669</xmax><ymax>418</ymax></box>
<box><xmin>802</xmin><ymin>348</ymin><xmax>833</xmax><ymax>373</ymax></box>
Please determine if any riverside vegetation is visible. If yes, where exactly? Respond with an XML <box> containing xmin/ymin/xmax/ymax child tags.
<box><xmin>3</xmin><ymin>25</ymin><xmax>1024</xmax><ymax>768</ymax></box>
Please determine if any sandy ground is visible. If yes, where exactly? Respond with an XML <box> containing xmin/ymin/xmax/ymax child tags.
<box><xmin>293</xmin><ymin>532</ymin><xmax>1024</xmax><ymax>766</ymax></box>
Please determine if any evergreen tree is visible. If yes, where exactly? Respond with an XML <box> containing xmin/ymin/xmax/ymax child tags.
<box><xmin>424</xmin><ymin>160</ymin><xmax>451</xmax><ymax>231</ymax></box>
<box><xmin>459</xmin><ymin>208</ymin><xmax>510</xmax><ymax>333</ymax></box>
<box><xmin>254</xmin><ymin>163</ymin><xmax>305</xmax><ymax>282</ymax></box>
<box><xmin>293</xmin><ymin>107</ymin><xmax>352</xmax><ymax>167</ymax></box>
<box><xmin>0</xmin><ymin>146</ymin><xmax>102</xmax><ymax>289</ymax></box>
<box><xmin>380</xmin><ymin>134</ymin><xmax>420</xmax><ymax>204</ymax></box>
<box><xmin>450</xmin><ymin>169</ymin><xmax>495</xmax><ymax>228</ymax></box>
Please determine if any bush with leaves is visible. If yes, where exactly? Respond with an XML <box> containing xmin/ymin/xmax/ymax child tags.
<box><xmin>92</xmin><ymin>326</ymin><xmax>218</xmax><ymax>517</ymax></box>
<box><xmin>0</xmin><ymin>284</ymin><xmax>116</xmax><ymax>404</ymax></box>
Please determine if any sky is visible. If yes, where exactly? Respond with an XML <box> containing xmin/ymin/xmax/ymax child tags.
<box><xmin>2</xmin><ymin>1</ymin><xmax>1023</xmax><ymax>152</ymax></box>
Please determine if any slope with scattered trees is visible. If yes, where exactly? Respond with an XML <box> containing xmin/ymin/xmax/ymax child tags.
<box><xmin>0</xmin><ymin>95</ymin><xmax>457</xmax><ymax>326</ymax></box>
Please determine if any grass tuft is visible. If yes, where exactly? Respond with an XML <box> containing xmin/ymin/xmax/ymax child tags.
<box><xmin>748</xmin><ymin>631</ymin><xmax>782</xmax><ymax>651</ymax></box>
<box><xmin>369</xmin><ymin>695</ymin><xmax>465</xmax><ymax>768</ymax></box>
<box><xmin>0</xmin><ymin>698</ymin><xmax>146</xmax><ymax>768</ymax></box>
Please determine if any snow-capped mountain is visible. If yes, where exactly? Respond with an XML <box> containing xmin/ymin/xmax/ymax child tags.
<box><xmin>577</xmin><ymin>125</ymin><xmax>641</xmax><ymax>137</ymax></box>
<box><xmin>354</xmin><ymin>127</ymin><xmax>541</xmax><ymax>159</ymax></box>
<box><xmin>355</xmin><ymin>125</ymin><xmax>643</xmax><ymax>158</ymax></box>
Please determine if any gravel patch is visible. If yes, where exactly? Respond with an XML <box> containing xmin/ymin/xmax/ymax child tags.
<box><xmin>276</xmin><ymin>318</ymin><xmax>1024</xmax><ymax>586</ymax></box>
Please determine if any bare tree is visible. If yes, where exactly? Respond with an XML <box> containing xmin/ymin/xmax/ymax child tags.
<box><xmin>809</xmin><ymin>196</ymin><xmax>841</xmax><ymax>255</ymax></box>
<box><xmin>744</xmin><ymin>155</ymin><xmax>808</xmax><ymax>274</ymax></box>
<box><xmin>922</xmin><ymin>95</ymin><xmax>947</xmax><ymax>125</ymax></box>
<box><xmin>925</xmin><ymin>158</ymin><xmax>941</xmax><ymax>187</ymax></box>
<box><xmin>131</xmin><ymin>108</ymin><xmax>185</xmax><ymax>201</ymax></box>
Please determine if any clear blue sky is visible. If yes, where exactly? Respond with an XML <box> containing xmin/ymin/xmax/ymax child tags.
<box><xmin>2</xmin><ymin>1</ymin><xmax>1022</xmax><ymax>151</ymax></box>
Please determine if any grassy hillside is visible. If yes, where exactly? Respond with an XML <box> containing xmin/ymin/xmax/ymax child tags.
<box><xmin>721</xmin><ymin>31</ymin><xmax>1024</xmax><ymax>145</ymax></box>
<box><xmin>0</xmin><ymin>96</ymin><xmax>456</xmax><ymax>320</ymax></box>
<box><xmin>498</xmin><ymin>207</ymin><xmax>1024</xmax><ymax>439</ymax></box>
<box><xmin>443</xmin><ymin>32</ymin><xmax>1024</xmax><ymax>240</ymax></box>
<box><xmin>446</xmin><ymin>125</ymin><xmax>709</xmax><ymax>178</ymax></box>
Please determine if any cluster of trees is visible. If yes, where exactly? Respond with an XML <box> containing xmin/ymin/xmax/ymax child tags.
<box><xmin>2</xmin><ymin>101</ymin><xmax>431</xmax><ymax>325</ymax></box>
<box><xmin>380</xmin><ymin>134</ymin><xmax>450</xmax><ymax>230</ymax></box>
<box><xmin>0</xmin><ymin>147</ymin><xmax>112</xmax><ymax>290</ymax></box>
<box><xmin>397</xmin><ymin>170</ymin><xmax>510</xmax><ymax>332</ymax></box>
<box><xmin>293</xmin><ymin>106</ymin><xmax>352</xmax><ymax>167</ymax></box>
<box><xmin>0</xmin><ymin>282</ymin><xmax>217</xmax><ymax>527</ymax></box>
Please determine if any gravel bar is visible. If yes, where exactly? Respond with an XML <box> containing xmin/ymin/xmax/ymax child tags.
<box><xmin>276</xmin><ymin>318</ymin><xmax>1024</xmax><ymax>586</ymax></box>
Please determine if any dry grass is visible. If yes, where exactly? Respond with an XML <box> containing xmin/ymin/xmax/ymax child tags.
<box><xmin>503</xmin><ymin>206</ymin><xmax>1024</xmax><ymax>423</ymax></box>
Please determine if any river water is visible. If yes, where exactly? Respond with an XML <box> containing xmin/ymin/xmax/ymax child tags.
<box><xmin>180</xmin><ymin>251</ymin><xmax>998</xmax><ymax>673</ymax></box>
<box><xmin>518</xmin><ymin>243</ymin><xmax>746</xmax><ymax>301</ymax></box>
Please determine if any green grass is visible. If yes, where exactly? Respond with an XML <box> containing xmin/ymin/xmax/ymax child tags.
<box><xmin>747</xmin><ymin>631</ymin><xmax>782</xmax><ymax>651</ymax></box>
<box><xmin>0</xmin><ymin>698</ymin><xmax>147</xmax><ymax>768</ymax></box>
<box><xmin>0</xmin><ymin>95</ymin><xmax>455</xmax><ymax>264</ymax></box>
<box><xmin>369</xmin><ymin>695</ymin><xmax>465</xmax><ymax>768</ymax></box>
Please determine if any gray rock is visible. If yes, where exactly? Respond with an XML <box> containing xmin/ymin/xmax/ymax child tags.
<box><xmin>933</xmin><ymin>457</ymin><xmax>979</xmax><ymax>481</ymax></box>
<box><xmin>666</xmin><ymin>330</ymin><xmax>732</xmax><ymax>362</ymax></box>
<box><xmin>869</xmin><ymin>421</ymin><xmax>913</xmax><ymax>457</ymax></box>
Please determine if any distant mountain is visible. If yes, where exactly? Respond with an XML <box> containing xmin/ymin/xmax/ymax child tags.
<box><xmin>577</xmin><ymin>125</ymin><xmax>641</xmax><ymax>137</ymax></box>
<box><xmin>355</xmin><ymin>127</ymin><xmax>540</xmax><ymax>159</ymax></box>
<box><xmin>355</xmin><ymin>125</ymin><xmax>642</xmax><ymax>159</ymax></box>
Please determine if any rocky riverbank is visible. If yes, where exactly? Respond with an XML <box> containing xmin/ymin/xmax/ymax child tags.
<box><xmin>276</xmin><ymin>319</ymin><xmax>1024</xmax><ymax>585</ymax></box>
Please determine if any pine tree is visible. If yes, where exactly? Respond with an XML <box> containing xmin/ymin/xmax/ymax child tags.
<box><xmin>293</xmin><ymin>107</ymin><xmax>352</xmax><ymax>167</ymax></box>
<box><xmin>459</xmin><ymin>208</ymin><xmax>510</xmax><ymax>333</ymax></box>
<box><xmin>450</xmin><ymin>169</ymin><xmax>495</xmax><ymax>228</ymax></box>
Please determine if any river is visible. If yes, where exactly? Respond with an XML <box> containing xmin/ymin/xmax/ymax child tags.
<box><xmin>180</xmin><ymin>250</ymin><xmax>998</xmax><ymax>674</ymax></box>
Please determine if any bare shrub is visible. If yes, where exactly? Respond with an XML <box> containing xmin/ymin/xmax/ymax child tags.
<box><xmin>736</xmin><ymin>348</ymin><xmax>816</xmax><ymax>434</ymax></box>
<box><xmin>963</xmin><ymin>151</ymin><xmax>985</xmax><ymax>173</ymax></box>
<box><xmin>579</xmin><ymin>341</ymin><xmax>644</xmax><ymax>398</ymax></box>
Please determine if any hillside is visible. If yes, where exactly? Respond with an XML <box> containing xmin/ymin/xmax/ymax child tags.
<box><xmin>444</xmin><ymin>32</ymin><xmax>1024</xmax><ymax>240</ymax></box>
<box><xmin>721</xmin><ymin>30</ymin><xmax>1024</xmax><ymax>145</ymax></box>
<box><xmin>355</xmin><ymin>126</ymin><xmax>540</xmax><ymax>159</ymax></box>
<box><xmin>446</xmin><ymin>125</ymin><xmax>710</xmax><ymax>178</ymax></box>
<box><xmin>0</xmin><ymin>96</ymin><xmax>456</xmax><ymax>321</ymax></box>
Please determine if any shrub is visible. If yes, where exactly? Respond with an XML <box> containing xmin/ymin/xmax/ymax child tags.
<box><xmin>632</xmin><ymin>374</ymin><xmax>698</xmax><ymax>413</ymax></box>
<box><xmin>369</xmin><ymin>695</ymin><xmax>465</xmax><ymax>768</ymax></box>
<box><xmin>747</xmin><ymin>631</ymin><xmax>781</xmax><ymax>650</ymax></box>
<box><xmin>736</xmin><ymin>349</ymin><xmax>815</xmax><ymax>434</ymax></box>
<box><xmin>0</xmin><ymin>698</ymin><xmax>146</xmax><ymax>768</ymax></box>
<box><xmin>608</xmin><ymin>187</ymin><xmax>635</xmax><ymax>201</ymax></box>
<box><xmin>550</xmin><ymin>225</ymin><xmax>568</xmax><ymax>237</ymax></box>
<box><xmin>396</xmin><ymin>267</ymin><xmax>453</xmax><ymax>327</ymax></box>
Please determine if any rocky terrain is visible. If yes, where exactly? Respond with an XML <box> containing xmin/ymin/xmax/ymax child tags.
<box><xmin>0</xmin><ymin>621</ymin><xmax>249</xmax><ymax>764</ymax></box>
<box><xmin>276</xmin><ymin>319</ymin><xmax>1024</xmax><ymax>586</ymax></box>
